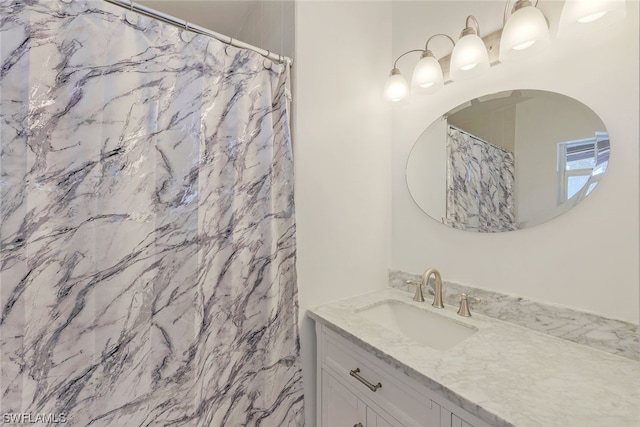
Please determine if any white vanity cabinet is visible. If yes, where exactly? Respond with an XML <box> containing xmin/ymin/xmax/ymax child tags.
<box><xmin>321</xmin><ymin>369</ymin><xmax>398</xmax><ymax>427</ymax></box>
<box><xmin>316</xmin><ymin>323</ymin><xmax>492</xmax><ymax>427</ymax></box>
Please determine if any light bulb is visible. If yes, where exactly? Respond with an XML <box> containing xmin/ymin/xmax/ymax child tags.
<box><xmin>513</xmin><ymin>40</ymin><xmax>536</xmax><ymax>50</ymax></box>
<box><xmin>499</xmin><ymin>2</ymin><xmax>550</xmax><ymax>62</ymax></box>
<box><xmin>578</xmin><ymin>11</ymin><xmax>608</xmax><ymax>23</ymax></box>
<box><xmin>384</xmin><ymin>69</ymin><xmax>409</xmax><ymax>102</ymax></box>
<box><xmin>410</xmin><ymin>53</ymin><xmax>444</xmax><ymax>95</ymax></box>
<box><xmin>558</xmin><ymin>0</ymin><xmax>626</xmax><ymax>38</ymax></box>
<box><xmin>450</xmin><ymin>33</ymin><xmax>489</xmax><ymax>81</ymax></box>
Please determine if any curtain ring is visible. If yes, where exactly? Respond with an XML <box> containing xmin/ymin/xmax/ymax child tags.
<box><xmin>224</xmin><ymin>38</ymin><xmax>234</xmax><ymax>57</ymax></box>
<box><xmin>129</xmin><ymin>0</ymin><xmax>134</xmax><ymax>11</ymax></box>
<box><xmin>261</xmin><ymin>51</ymin><xmax>272</xmax><ymax>69</ymax></box>
<box><xmin>184</xmin><ymin>21</ymin><xmax>189</xmax><ymax>31</ymax></box>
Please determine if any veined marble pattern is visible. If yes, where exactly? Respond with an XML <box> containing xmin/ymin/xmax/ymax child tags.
<box><xmin>446</xmin><ymin>126</ymin><xmax>517</xmax><ymax>233</ymax></box>
<box><xmin>0</xmin><ymin>1</ymin><xmax>303</xmax><ymax>425</ymax></box>
<box><xmin>308</xmin><ymin>289</ymin><xmax>640</xmax><ymax>427</ymax></box>
<box><xmin>390</xmin><ymin>270</ymin><xmax>639</xmax><ymax>360</ymax></box>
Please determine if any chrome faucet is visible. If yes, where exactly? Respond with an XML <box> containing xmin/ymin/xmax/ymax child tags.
<box><xmin>422</xmin><ymin>268</ymin><xmax>444</xmax><ymax>308</ymax></box>
<box><xmin>407</xmin><ymin>268</ymin><xmax>444</xmax><ymax>308</ymax></box>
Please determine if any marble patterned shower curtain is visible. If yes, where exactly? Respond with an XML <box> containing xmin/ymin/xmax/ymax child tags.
<box><xmin>0</xmin><ymin>1</ymin><xmax>303</xmax><ymax>425</ymax></box>
<box><xmin>446</xmin><ymin>126</ymin><xmax>517</xmax><ymax>233</ymax></box>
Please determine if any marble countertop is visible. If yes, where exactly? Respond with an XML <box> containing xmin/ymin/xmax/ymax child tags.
<box><xmin>389</xmin><ymin>270</ymin><xmax>639</xmax><ymax>361</ymax></box>
<box><xmin>308</xmin><ymin>288</ymin><xmax>640</xmax><ymax>427</ymax></box>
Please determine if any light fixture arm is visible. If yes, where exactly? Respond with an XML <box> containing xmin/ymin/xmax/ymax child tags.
<box><xmin>392</xmin><ymin>49</ymin><xmax>425</xmax><ymax>69</ymax></box>
<box><xmin>464</xmin><ymin>15</ymin><xmax>482</xmax><ymax>36</ymax></box>
<box><xmin>423</xmin><ymin>33</ymin><xmax>456</xmax><ymax>55</ymax></box>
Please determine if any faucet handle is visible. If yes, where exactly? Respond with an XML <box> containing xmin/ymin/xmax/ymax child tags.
<box><xmin>457</xmin><ymin>293</ymin><xmax>481</xmax><ymax>317</ymax></box>
<box><xmin>405</xmin><ymin>279</ymin><xmax>425</xmax><ymax>302</ymax></box>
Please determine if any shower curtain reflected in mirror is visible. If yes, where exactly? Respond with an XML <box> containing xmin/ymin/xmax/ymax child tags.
<box><xmin>0</xmin><ymin>1</ymin><xmax>303</xmax><ymax>425</ymax></box>
<box><xmin>446</xmin><ymin>126</ymin><xmax>517</xmax><ymax>233</ymax></box>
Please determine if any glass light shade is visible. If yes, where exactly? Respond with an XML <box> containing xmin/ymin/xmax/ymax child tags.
<box><xmin>450</xmin><ymin>34</ymin><xmax>489</xmax><ymax>81</ymax></box>
<box><xmin>411</xmin><ymin>55</ymin><xmax>444</xmax><ymax>95</ymax></box>
<box><xmin>384</xmin><ymin>70</ymin><xmax>409</xmax><ymax>102</ymax></box>
<box><xmin>499</xmin><ymin>5</ymin><xmax>550</xmax><ymax>62</ymax></box>
<box><xmin>558</xmin><ymin>0</ymin><xmax>626</xmax><ymax>38</ymax></box>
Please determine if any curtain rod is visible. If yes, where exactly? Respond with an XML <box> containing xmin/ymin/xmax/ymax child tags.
<box><xmin>448</xmin><ymin>124</ymin><xmax>512</xmax><ymax>154</ymax></box>
<box><xmin>102</xmin><ymin>0</ymin><xmax>293</xmax><ymax>67</ymax></box>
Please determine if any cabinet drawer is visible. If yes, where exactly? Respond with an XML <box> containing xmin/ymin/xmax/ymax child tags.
<box><xmin>320</xmin><ymin>326</ymin><xmax>439</xmax><ymax>426</ymax></box>
<box><xmin>320</xmin><ymin>368</ymin><xmax>402</xmax><ymax>427</ymax></box>
<box><xmin>316</xmin><ymin>323</ymin><xmax>493</xmax><ymax>427</ymax></box>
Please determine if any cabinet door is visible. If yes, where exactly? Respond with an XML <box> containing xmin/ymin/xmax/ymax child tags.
<box><xmin>321</xmin><ymin>370</ymin><xmax>366</xmax><ymax>427</ymax></box>
<box><xmin>366</xmin><ymin>406</ymin><xmax>402</xmax><ymax>427</ymax></box>
<box><xmin>436</xmin><ymin>404</ymin><xmax>475</xmax><ymax>427</ymax></box>
<box><xmin>451</xmin><ymin>414</ymin><xmax>473</xmax><ymax>427</ymax></box>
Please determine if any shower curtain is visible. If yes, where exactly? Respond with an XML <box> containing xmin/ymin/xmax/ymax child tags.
<box><xmin>0</xmin><ymin>1</ymin><xmax>303</xmax><ymax>425</ymax></box>
<box><xmin>446</xmin><ymin>126</ymin><xmax>517</xmax><ymax>233</ymax></box>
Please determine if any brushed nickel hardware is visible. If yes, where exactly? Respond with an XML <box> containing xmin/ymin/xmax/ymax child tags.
<box><xmin>421</xmin><ymin>268</ymin><xmax>444</xmax><ymax>308</ymax></box>
<box><xmin>457</xmin><ymin>293</ymin><xmax>481</xmax><ymax>317</ymax></box>
<box><xmin>349</xmin><ymin>368</ymin><xmax>382</xmax><ymax>392</ymax></box>
<box><xmin>406</xmin><ymin>279</ymin><xmax>425</xmax><ymax>302</ymax></box>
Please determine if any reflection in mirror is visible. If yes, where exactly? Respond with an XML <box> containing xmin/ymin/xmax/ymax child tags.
<box><xmin>406</xmin><ymin>90</ymin><xmax>609</xmax><ymax>233</ymax></box>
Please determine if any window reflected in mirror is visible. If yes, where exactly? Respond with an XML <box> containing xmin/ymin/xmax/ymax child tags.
<box><xmin>557</xmin><ymin>132</ymin><xmax>609</xmax><ymax>204</ymax></box>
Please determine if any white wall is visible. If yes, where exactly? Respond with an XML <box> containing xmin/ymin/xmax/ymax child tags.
<box><xmin>236</xmin><ymin>1</ymin><xmax>295</xmax><ymax>60</ymax></box>
<box><xmin>391</xmin><ymin>1</ymin><xmax>639</xmax><ymax>323</ymax></box>
<box><xmin>294</xmin><ymin>1</ymin><xmax>392</xmax><ymax>424</ymax></box>
<box><xmin>137</xmin><ymin>1</ymin><xmax>257</xmax><ymax>40</ymax></box>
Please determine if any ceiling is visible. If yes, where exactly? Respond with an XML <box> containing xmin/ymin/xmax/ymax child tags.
<box><xmin>136</xmin><ymin>0</ymin><xmax>257</xmax><ymax>38</ymax></box>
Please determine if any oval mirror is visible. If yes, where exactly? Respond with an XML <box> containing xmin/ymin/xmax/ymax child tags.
<box><xmin>406</xmin><ymin>90</ymin><xmax>609</xmax><ymax>232</ymax></box>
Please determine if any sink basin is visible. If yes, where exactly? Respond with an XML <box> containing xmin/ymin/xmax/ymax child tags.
<box><xmin>356</xmin><ymin>300</ymin><xmax>477</xmax><ymax>350</ymax></box>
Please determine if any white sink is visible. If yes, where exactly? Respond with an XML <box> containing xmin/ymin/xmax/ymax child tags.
<box><xmin>356</xmin><ymin>300</ymin><xmax>477</xmax><ymax>351</ymax></box>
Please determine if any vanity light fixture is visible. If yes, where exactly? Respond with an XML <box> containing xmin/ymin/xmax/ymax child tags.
<box><xmin>499</xmin><ymin>0</ymin><xmax>550</xmax><ymax>62</ymax></box>
<box><xmin>558</xmin><ymin>0</ymin><xmax>626</xmax><ymax>38</ymax></box>
<box><xmin>384</xmin><ymin>49</ymin><xmax>423</xmax><ymax>102</ymax></box>
<box><xmin>383</xmin><ymin>0</ymin><xmax>626</xmax><ymax>101</ymax></box>
<box><xmin>384</xmin><ymin>68</ymin><xmax>410</xmax><ymax>102</ymax></box>
<box><xmin>410</xmin><ymin>34</ymin><xmax>456</xmax><ymax>95</ymax></box>
<box><xmin>450</xmin><ymin>16</ymin><xmax>490</xmax><ymax>81</ymax></box>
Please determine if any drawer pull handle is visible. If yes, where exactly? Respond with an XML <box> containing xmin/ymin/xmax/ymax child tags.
<box><xmin>354</xmin><ymin>423</ymin><xmax>363</xmax><ymax>427</ymax></box>
<box><xmin>349</xmin><ymin>368</ymin><xmax>382</xmax><ymax>392</ymax></box>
